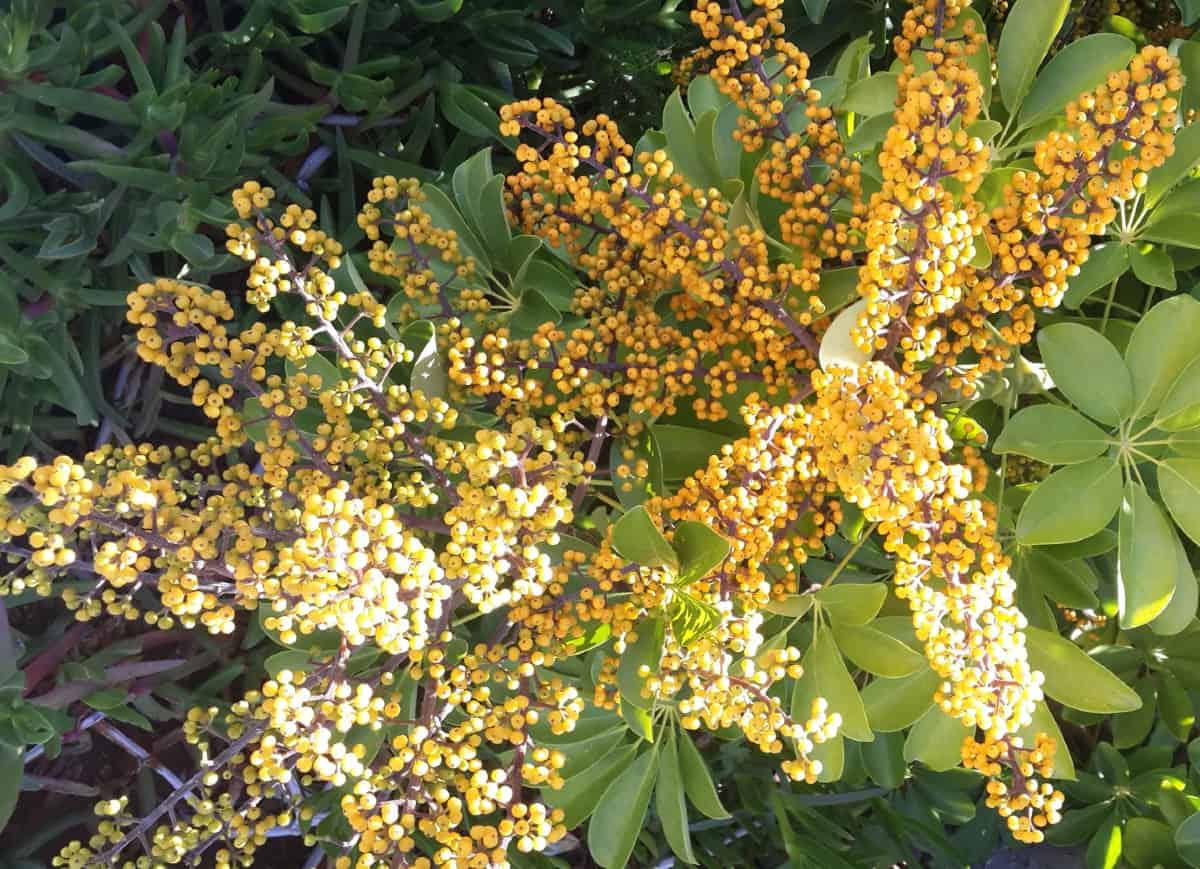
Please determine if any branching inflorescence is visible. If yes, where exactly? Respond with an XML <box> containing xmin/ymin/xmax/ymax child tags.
<box><xmin>0</xmin><ymin>0</ymin><xmax>1184</xmax><ymax>865</ymax></box>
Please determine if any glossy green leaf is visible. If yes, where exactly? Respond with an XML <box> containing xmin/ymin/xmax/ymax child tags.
<box><xmin>398</xmin><ymin>320</ymin><xmax>447</xmax><ymax>400</ymax></box>
<box><xmin>1016</xmin><ymin>457</ymin><xmax>1123</xmax><ymax>545</ymax></box>
<box><xmin>611</xmin><ymin>506</ymin><xmax>678</xmax><ymax>572</ymax></box>
<box><xmin>612</xmin><ymin>428</ymin><xmax>665</xmax><ymax>510</ymax></box>
<box><xmin>997</xmin><ymin>0</ymin><xmax>1070</xmax><ymax>112</ymax></box>
<box><xmin>1026</xmin><ymin>626</ymin><xmax>1141</xmax><ymax>713</ymax></box>
<box><xmin>862</xmin><ymin>668</ymin><xmax>938</xmax><ymax>732</ymax></box>
<box><xmin>1062</xmin><ymin>242</ymin><xmax>1129</xmax><ymax>308</ymax></box>
<box><xmin>1018</xmin><ymin>34</ymin><xmax>1134</xmax><ymax>127</ymax></box>
<box><xmin>1161</xmin><ymin>458</ymin><xmax>1200</xmax><ymax>548</ymax></box>
<box><xmin>619</xmin><ymin>698</ymin><xmax>654</xmax><ymax>742</ymax></box>
<box><xmin>843</xmin><ymin>73</ymin><xmax>899</xmax><ymax>116</ymax></box>
<box><xmin>1118</xmin><ymin>480</ymin><xmax>1180</xmax><ymax>628</ymax></box>
<box><xmin>548</xmin><ymin>742</ymin><xmax>639</xmax><ymax>828</ymax></box>
<box><xmin>617</xmin><ymin>616</ymin><xmax>665</xmax><ymax>709</ymax></box>
<box><xmin>1180</xmin><ymin>810</ymin><xmax>1200</xmax><ymax>867</ymax></box>
<box><xmin>676</xmin><ymin>729</ymin><xmax>729</xmax><ymax>819</ymax></box>
<box><xmin>1012</xmin><ymin>453</ymin><xmax>1123</xmax><ymax>542</ymax></box>
<box><xmin>1015</xmin><ymin>701</ymin><xmax>1075</xmax><ymax>780</ymax></box>
<box><xmin>1141</xmin><ymin>213</ymin><xmax>1200</xmax><ymax>249</ymax></box>
<box><xmin>667</xmin><ymin>592</ymin><xmax>721</xmax><ymax>647</ymax></box>
<box><xmin>1124</xmin><ymin>818</ymin><xmax>1178</xmax><ymax>869</ymax></box>
<box><xmin>1146</xmin><ymin>121</ymin><xmax>1200</xmax><ymax>205</ymax></box>
<box><xmin>651</xmin><ymin>424</ymin><xmax>733</xmax><ymax>481</ymax></box>
<box><xmin>762</xmin><ymin>594</ymin><xmax>814</xmax><ymax>618</ymax></box>
<box><xmin>814</xmin><ymin>583</ymin><xmax>887</xmax><ymax>626</ymax></box>
<box><xmin>419</xmin><ymin>182</ymin><xmax>491</xmax><ymax>275</ymax></box>
<box><xmin>1038</xmin><ymin>323</ymin><xmax>1134</xmax><ymax>425</ymax></box>
<box><xmin>1130</xmin><ymin>244</ymin><xmax>1177</xmax><ymax>291</ymax></box>
<box><xmin>819</xmin><ymin>299</ymin><xmax>872</xmax><ymax>371</ymax></box>
<box><xmin>672</xmin><ymin>521</ymin><xmax>730</xmax><ymax>585</ymax></box>
<box><xmin>663</xmin><ymin>89</ymin><xmax>716</xmax><ymax>189</ymax></box>
<box><xmin>1022</xmin><ymin>550</ymin><xmax>1099</xmax><ymax>610</ymax></box>
<box><xmin>1158</xmin><ymin>355</ymin><xmax>1200</xmax><ymax>432</ymax></box>
<box><xmin>1150</xmin><ymin>533</ymin><xmax>1198</xmax><ymax>636</ymax></box>
<box><xmin>1158</xmin><ymin>671</ymin><xmax>1195</xmax><ymax>741</ymax></box>
<box><xmin>802</xmin><ymin>0</ymin><xmax>830</xmax><ymax>23</ymax></box>
<box><xmin>833</xmin><ymin>623</ymin><xmax>926</xmax><ymax>678</ymax></box>
<box><xmin>994</xmin><ymin>405</ymin><xmax>1110</xmax><ymax>465</ymax></box>
<box><xmin>588</xmin><ymin>747</ymin><xmax>659</xmax><ymax>869</ymax></box>
<box><xmin>1089</xmin><ymin>812</ymin><xmax>1123</xmax><ymax>869</ymax></box>
<box><xmin>656</xmin><ymin>730</ymin><xmax>697</xmax><ymax>865</ymax></box>
<box><xmin>862</xmin><ymin>731</ymin><xmax>906</xmax><ymax>789</ymax></box>
<box><xmin>904</xmin><ymin>707</ymin><xmax>971</xmax><ymax>771</ymax></box>
<box><xmin>1126</xmin><ymin>295</ymin><xmax>1200</xmax><ymax>417</ymax></box>
<box><xmin>792</xmin><ymin>624</ymin><xmax>872</xmax><ymax>741</ymax></box>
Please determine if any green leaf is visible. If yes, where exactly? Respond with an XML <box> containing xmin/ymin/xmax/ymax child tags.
<box><xmin>1026</xmin><ymin>626</ymin><xmax>1142</xmax><ymax>713</ymax></box>
<box><xmin>663</xmin><ymin>89</ymin><xmax>716</xmax><ymax>189</ymax></box>
<box><xmin>1140</xmin><ymin>213</ymin><xmax>1200</xmax><ymax>249</ymax></box>
<box><xmin>0</xmin><ymin>740</ymin><xmax>19</xmax><ymax>831</ymax></box>
<box><xmin>862</xmin><ymin>668</ymin><xmax>938</xmax><ymax>732</ymax></box>
<box><xmin>617</xmin><ymin>615</ymin><xmax>665</xmax><ymax>709</ymax></box>
<box><xmin>588</xmin><ymin>747</ymin><xmax>659</xmax><ymax>869</ymax></box>
<box><xmin>619</xmin><ymin>697</ymin><xmax>654</xmax><ymax>741</ymax></box>
<box><xmin>547</xmin><ymin>741</ymin><xmax>638</xmax><ymax>828</ymax></box>
<box><xmin>419</xmin><ymin>182</ymin><xmax>492</xmax><ymax>275</ymax></box>
<box><xmin>802</xmin><ymin>0</ymin><xmax>830</xmax><ymax>23</ymax></box>
<box><xmin>1159</xmin><ymin>458</ymin><xmax>1200</xmax><ymax>547</ymax></box>
<box><xmin>1015</xmin><ymin>701</ymin><xmax>1075</xmax><ymax>779</ymax></box>
<box><xmin>656</xmin><ymin>730</ymin><xmax>697</xmax><ymax>865</ymax></box>
<box><xmin>672</xmin><ymin>521</ymin><xmax>730</xmax><ymax>585</ymax></box>
<box><xmin>1158</xmin><ymin>671</ymin><xmax>1195</xmax><ymax>740</ymax></box>
<box><xmin>1118</xmin><ymin>480</ymin><xmax>1180</xmax><ymax>628</ymax></box>
<box><xmin>819</xmin><ymin>299</ymin><xmax>872</xmax><ymax>371</ymax></box>
<box><xmin>1016</xmin><ymin>457</ymin><xmax>1123</xmax><ymax>545</ymax></box>
<box><xmin>1018</xmin><ymin>34</ymin><xmax>1134</xmax><ymax>128</ymax></box>
<box><xmin>843</xmin><ymin>73</ymin><xmax>899</xmax><ymax>117</ymax></box>
<box><xmin>1146</xmin><ymin>121</ymin><xmax>1200</xmax><ymax>205</ymax></box>
<box><xmin>997</xmin><ymin>0</ymin><xmax>1070</xmax><ymax>112</ymax></box>
<box><xmin>1129</xmin><ymin>244</ymin><xmax>1177</xmax><ymax>291</ymax></box>
<box><xmin>23</xmin><ymin>335</ymin><xmax>97</xmax><ymax>426</ymax></box>
<box><xmin>994</xmin><ymin>405</ymin><xmax>1110</xmax><ymax>465</ymax></box>
<box><xmin>611</xmin><ymin>506</ymin><xmax>678</xmax><ymax>572</ymax></box>
<box><xmin>904</xmin><ymin>707</ymin><xmax>971</xmax><ymax>772</ymax></box>
<box><xmin>1126</xmin><ymin>295</ymin><xmax>1200</xmax><ymax>417</ymax></box>
<box><xmin>832</xmin><ymin>623</ymin><xmax>926</xmax><ymax>678</ymax></box>
<box><xmin>1089</xmin><ymin>812</ymin><xmax>1123</xmax><ymax>869</ymax></box>
<box><xmin>814</xmin><ymin>583</ymin><xmax>887</xmax><ymax>626</ymax></box>
<box><xmin>651</xmin><ymin>424</ymin><xmax>734</xmax><ymax>481</ymax></box>
<box><xmin>392</xmin><ymin>320</ymin><xmax>445</xmax><ymax>399</ymax></box>
<box><xmin>1063</xmin><ymin>243</ymin><xmax>1129</xmax><ymax>308</ymax></box>
<box><xmin>1038</xmin><ymin>322</ymin><xmax>1133</xmax><ymax>425</ymax></box>
<box><xmin>792</xmin><ymin>624</ymin><xmax>872</xmax><ymax>742</ymax></box>
<box><xmin>1150</xmin><ymin>534</ymin><xmax>1198</xmax><ymax>636</ymax></box>
<box><xmin>1125</xmin><ymin>818</ymin><xmax>1179</xmax><ymax>869</ymax></box>
<box><xmin>762</xmin><ymin>594</ymin><xmax>814</xmax><ymax>618</ymax></box>
<box><xmin>1180</xmin><ymin>811</ymin><xmax>1200</xmax><ymax>868</ymax></box>
<box><xmin>667</xmin><ymin>592</ymin><xmax>721</xmax><ymax>647</ymax></box>
<box><xmin>675</xmin><ymin>730</ymin><xmax>728</xmax><ymax>819</ymax></box>
<box><xmin>1157</xmin><ymin>355</ymin><xmax>1200</xmax><ymax>432</ymax></box>
<box><xmin>1021</xmin><ymin>550</ymin><xmax>1099</xmax><ymax>610</ymax></box>
<box><xmin>264</xmin><ymin>650</ymin><xmax>314</xmax><ymax>679</ymax></box>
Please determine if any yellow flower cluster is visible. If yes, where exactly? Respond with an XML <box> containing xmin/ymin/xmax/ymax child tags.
<box><xmin>3</xmin><ymin>0</ymin><xmax>1188</xmax><ymax>863</ymax></box>
<box><xmin>966</xmin><ymin>734</ymin><xmax>1064</xmax><ymax>844</ymax></box>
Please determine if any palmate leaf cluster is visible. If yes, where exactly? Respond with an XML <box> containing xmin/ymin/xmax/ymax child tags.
<box><xmin>8</xmin><ymin>1</ymin><xmax>1200</xmax><ymax>868</ymax></box>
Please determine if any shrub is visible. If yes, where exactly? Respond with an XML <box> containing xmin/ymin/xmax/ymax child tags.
<box><xmin>0</xmin><ymin>0</ymin><xmax>686</xmax><ymax>457</ymax></box>
<box><xmin>4</xmin><ymin>0</ymin><xmax>1200</xmax><ymax>867</ymax></box>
